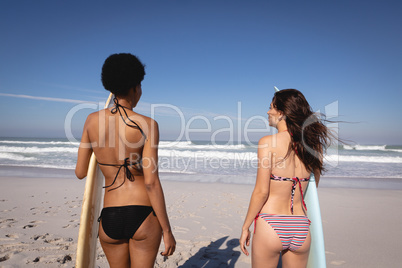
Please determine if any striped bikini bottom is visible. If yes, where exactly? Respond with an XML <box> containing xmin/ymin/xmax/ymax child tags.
<box><xmin>256</xmin><ymin>213</ymin><xmax>310</xmax><ymax>252</ymax></box>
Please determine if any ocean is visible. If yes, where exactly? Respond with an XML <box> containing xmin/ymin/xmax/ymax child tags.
<box><xmin>1</xmin><ymin>137</ymin><xmax>401</xmax><ymax>185</ymax></box>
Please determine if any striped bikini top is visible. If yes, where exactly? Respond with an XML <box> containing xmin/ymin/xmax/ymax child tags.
<box><xmin>270</xmin><ymin>174</ymin><xmax>310</xmax><ymax>214</ymax></box>
<box><xmin>98</xmin><ymin>98</ymin><xmax>146</xmax><ymax>192</ymax></box>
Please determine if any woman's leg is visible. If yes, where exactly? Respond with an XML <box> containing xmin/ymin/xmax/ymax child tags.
<box><xmin>129</xmin><ymin>212</ymin><xmax>162</xmax><ymax>268</ymax></box>
<box><xmin>98</xmin><ymin>221</ymin><xmax>130</xmax><ymax>268</ymax></box>
<box><xmin>252</xmin><ymin>216</ymin><xmax>283</xmax><ymax>268</ymax></box>
<box><xmin>281</xmin><ymin>231</ymin><xmax>311</xmax><ymax>268</ymax></box>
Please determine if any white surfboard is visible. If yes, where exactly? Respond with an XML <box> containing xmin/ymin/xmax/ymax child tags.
<box><xmin>305</xmin><ymin>173</ymin><xmax>327</xmax><ymax>268</ymax></box>
<box><xmin>76</xmin><ymin>93</ymin><xmax>113</xmax><ymax>268</ymax></box>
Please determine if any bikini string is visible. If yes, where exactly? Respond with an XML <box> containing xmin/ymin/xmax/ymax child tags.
<box><xmin>289</xmin><ymin>131</ymin><xmax>298</xmax><ymax>155</ymax></box>
<box><xmin>254</xmin><ymin>213</ymin><xmax>260</xmax><ymax>234</ymax></box>
<box><xmin>99</xmin><ymin>157</ymin><xmax>134</xmax><ymax>192</ymax></box>
<box><xmin>291</xmin><ymin>177</ymin><xmax>308</xmax><ymax>214</ymax></box>
<box><xmin>111</xmin><ymin>98</ymin><xmax>146</xmax><ymax>138</ymax></box>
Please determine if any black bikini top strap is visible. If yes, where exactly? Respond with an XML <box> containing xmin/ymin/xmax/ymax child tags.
<box><xmin>111</xmin><ymin>98</ymin><xmax>146</xmax><ymax>139</ymax></box>
<box><xmin>99</xmin><ymin>157</ymin><xmax>136</xmax><ymax>192</ymax></box>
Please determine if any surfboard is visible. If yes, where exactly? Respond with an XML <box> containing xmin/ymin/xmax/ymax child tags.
<box><xmin>305</xmin><ymin>173</ymin><xmax>327</xmax><ymax>268</ymax></box>
<box><xmin>76</xmin><ymin>93</ymin><xmax>113</xmax><ymax>268</ymax></box>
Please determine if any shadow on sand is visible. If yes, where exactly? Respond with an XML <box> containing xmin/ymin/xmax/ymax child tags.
<box><xmin>179</xmin><ymin>236</ymin><xmax>240</xmax><ymax>267</ymax></box>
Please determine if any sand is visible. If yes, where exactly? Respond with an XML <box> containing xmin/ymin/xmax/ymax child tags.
<box><xmin>0</xmin><ymin>173</ymin><xmax>401</xmax><ymax>267</ymax></box>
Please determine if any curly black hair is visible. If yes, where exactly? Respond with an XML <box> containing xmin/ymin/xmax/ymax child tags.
<box><xmin>101</xmin><ymin>53</ymin><xmax>145</xmax><ymax>96</ymax></box>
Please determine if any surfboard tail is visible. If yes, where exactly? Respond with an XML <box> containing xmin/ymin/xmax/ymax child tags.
<box><xmin>305</xmin><ymin>173</ymin><xmax>327</xmax><ymax>268</ymax></box>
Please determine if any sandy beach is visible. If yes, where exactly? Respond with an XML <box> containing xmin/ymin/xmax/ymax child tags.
<box><xmin>0</xmin><ymin>171</ymin><xmax>401</xmax><ymax>268</ymax></box>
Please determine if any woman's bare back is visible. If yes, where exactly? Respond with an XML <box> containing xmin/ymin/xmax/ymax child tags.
<box><xmin>260</xmin><ymin>131</ymin><xmax>310</xmax><ymax>215</ymax></box>
<box><xmin>86</xmin><ymin>107</ymin><xmax>152</xmax><ymax>208</ymax></box>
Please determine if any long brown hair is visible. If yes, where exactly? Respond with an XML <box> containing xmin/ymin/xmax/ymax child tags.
<box><xmin>272</xmin><ymin>89</ymin><xmax>333</xmax><ymax>174</ymax></box>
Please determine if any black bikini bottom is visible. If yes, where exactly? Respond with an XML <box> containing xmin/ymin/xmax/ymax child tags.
<box><xmin>98</xmin><ymin>205</ymin><xmax>155</xmax><ymax>240</ymax></box>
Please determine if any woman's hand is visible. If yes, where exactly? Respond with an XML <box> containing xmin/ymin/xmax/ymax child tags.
<box><xmin>161</xmin><ymin>231</ymin><xmax>176</xmax><ymax>256</ymax></box>
<box><xmin>239</xmin><ymin>228</ymin><xmax>251</xmax><ymax>256</ymax></box>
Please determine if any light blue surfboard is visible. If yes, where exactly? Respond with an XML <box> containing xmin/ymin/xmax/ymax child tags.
<box><xmin>305</xmin><ymin>173</ymin><xmax>326</xmax><ymax>268</ymax></box>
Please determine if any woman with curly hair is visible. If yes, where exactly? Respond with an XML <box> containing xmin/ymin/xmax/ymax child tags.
<box><xmin>240</xmin><ymin>89</ymin><xmax>332</xmax><ymax>268</ymax></box>
<box><xmin>76</xmin><ymin>53</ymin><xmax>175</xmax><ymax>267</ymax></box>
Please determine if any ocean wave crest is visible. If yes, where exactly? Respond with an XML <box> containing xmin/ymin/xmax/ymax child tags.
<box><xmin>158</xmin><ymin>149</ymin><xmax>257</xmax><ymax>160</ymax></box>
<box><xmin>159</xmin><ymin>141</ymin><xmax>247</xmax><ymax>150</ymax></box>
<box><xmin>343</xmin><ymin>144</ymin><xmax>386</xmax><ymax>151</ymax></box>
<box><xmin>0</xmin><ymin>146</ymin><xmax>78</xmax><ymax>154</ymax></box>
<box><xmin>327</xmin><ymin>154</ymin><xmax>402</xmax><ymax>163</ymax></box>
<box><xmin>0</xmin><ymin>153</ymin><xmax>37</xmax><ymax>161</ymax></box>
<box><xmin>0</xmin><ymin>140</ymin><xmax>79</xmax><ymax>146</ymax></box>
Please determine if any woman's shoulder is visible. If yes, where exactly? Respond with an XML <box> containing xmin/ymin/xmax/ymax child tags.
<box><xmin>133</xmin><ymin>112</ymin><xmax>158</xmax><ymax>128</ymax></box>
<box><xmin>258</xmin><ymin>135</ymin><xmax>272</xmax><ymax>145</ymax></box>
<box><xmin>258</xmin><ymin>133</ymin><xmax>283</xmax><ymax>146</ymax></box>
<box><xmin>258</xmin><ymin>132</ymin><xmax>289</xmax><ymax>151</ymax></box>
<box><xmin>84</xmin><ymin>110</ymin><xmax>102</xmax><ymax>125</ymax></box>
<box><xmin>258</xmin><ymin>135</ymin><xmax>275</xmax><ymax>150</ymax></box>
<box><xmin>129</xmin><ymin>113</ymin><xmax>159</xmax><ymax>140</ymax></box>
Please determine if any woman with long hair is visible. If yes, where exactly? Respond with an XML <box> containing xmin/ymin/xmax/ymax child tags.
<box><xmin>239</xmin><ymin>89</ymin><xmax>332</xmax><ymax>267</ymax></box>
<box><xmin>76</xmin><ymin>53</ymin><xmax>175</xmax><ymax>267</ymax></box>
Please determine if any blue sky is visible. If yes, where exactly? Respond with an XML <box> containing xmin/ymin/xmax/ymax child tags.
<box><xmin>0</xmin><ymin>1</ymin><xmax>401</xmax><ymax>144</ymax></box>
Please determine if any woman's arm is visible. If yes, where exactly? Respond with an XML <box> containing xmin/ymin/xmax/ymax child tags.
<box><xmin>142</xmin><ymin>119</ymin><xmax>176</xmax><ymax>256</ymax></box>
<box><xmin>314</xmin><ymin>168</ymin><xmax>321</xmax><ymax>187</ymax></box>
<box><xmin>75</xmin><ymin>116</ymin><xmax>93</xmax><ymax>179</ymax></box>
<box><xmin>314</xmin><ymin>147</ymin><xmax>323</xmax><ymax>187</ymax></box>
<box><xmin>239</xmin><ymin>136</ymin><xmax>272</xmax><ymax>256</ymax></box>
